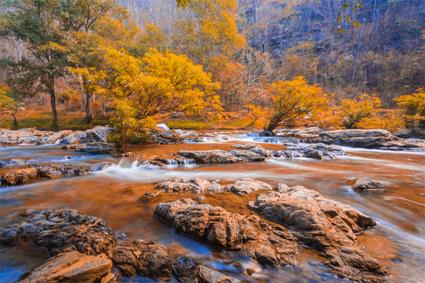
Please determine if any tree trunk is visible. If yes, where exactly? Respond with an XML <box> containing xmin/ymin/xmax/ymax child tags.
<box><xmin>266</xmin><ymin>114</ymin><xmax>281</xmax><ymax>132</ymax></box>
<box><xmin>85</xmin><ymin>92</ymin><xmax>93</xmax><ymax>124</ymax></box>
<box><xmin>12</xmin><ymin>113</ymin><xmax>18</xmax><ymax>129</ymax></box>
<box><xmin>48</xmin><ymin>84</ymin><xmax>59</xmax><ymax>131</ymax></box>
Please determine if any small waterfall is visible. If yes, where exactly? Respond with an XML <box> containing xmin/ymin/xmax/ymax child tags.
<box><xmin>165</xmin><ymin>159</ymin><xmax>179</xmax><ymax>167</ymax></box>
<box><xmin>156</xmin><ymin>123</ymin><xmax>170</xmax><ymax>131</ymax></box>
<box><xmin>181</xmin><ymin>158</ymin><xmax>196</xmax><ymax>167</ymax></box>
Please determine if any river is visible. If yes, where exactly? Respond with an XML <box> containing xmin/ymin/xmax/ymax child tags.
<box><xmin>0</xmin><ymin>133</ymin><xmax>424</xmax><ymax>282</ymax></box>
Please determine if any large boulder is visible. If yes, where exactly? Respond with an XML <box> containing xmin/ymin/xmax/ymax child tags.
<box><xmin>85</xmin><ymin>126</ymin><xmax>112</xmax><ymax>143</ymax></box>
<box><xmin>112</xmin><ymin>240</ymin><xmax>172</xmax><ymax>279</ymax></box>
<box><xmin>249</xmin><ymin>186</ymin><xmax>389</xmax><ymax>282</ymax></box>
<box><xmin>19</xmin><ymin>251</ymin><xmax>115</xmax><ymax>283</ymax></box>
<box><xmin>58</xmin><ymin>126</ymin><xmax>112</xmax><ymax>145</ymax></box>
<box><xmin>155</xmin><ymin>199</ymin><xmax>298</xmax><ymax>267</ymax></box>
<box><xmin>0</xmin><ymin>209</ymin><xmax>116</xmax><ymax>257</ymax></box>
<box><xmin>320</xmin><ymin>129</ymin><xmax>396</xmax><ymax>148</ymax></box>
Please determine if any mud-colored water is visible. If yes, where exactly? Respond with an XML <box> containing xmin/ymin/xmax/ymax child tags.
<box><xmin>0</xmin><ymin>137</ymin><xmax>424</xmax><ymax>282</ymax></box>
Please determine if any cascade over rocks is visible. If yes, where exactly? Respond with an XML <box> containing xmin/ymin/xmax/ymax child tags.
<box><xmin>176</xmin><ymin>144</ymin><xmax>343</xmax><ymax>165</ymax></box>
<box><xmin>154</xmin><ymin>198</ymin><xmax>299</xmax><ymax>267</ymax></box>
<box><xmin>0</xmin><ymin>208</ymin><xmax>238</xmax><ymax>283</ymax></box>
<box><xmin>249</xmin><ymin>186</ymin><xmax>389</xmax><ymax>282</ymax></box>
<box><xmin>246</xmin><ymin>143</ymin><xmax>344</xmax><ymax>160</ymax></box>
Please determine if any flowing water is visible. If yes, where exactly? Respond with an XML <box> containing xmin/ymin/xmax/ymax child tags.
<box><xmin>0</xmin><ymin>134</ymin><xmax>424</xmax><ymax>282</ymax></box>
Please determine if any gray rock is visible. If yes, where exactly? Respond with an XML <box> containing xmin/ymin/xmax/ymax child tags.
<box><xmin>226</xmin><ymin>179</ymin><xmax>273</xmax><ymax>196</ymax></box>
<box><xmin>0</xmin><ymin>126</ymin><xmax>111</xmax><ymax>146</ymax></box>
<box><xmin>155</xmin><ymin>198</ymin><xmax>298</xmax><ymax>267</ymax></box>
<box><xmin>250</xmin><ymin>186</ymin><xmax>389</xmax><ymax>282</ymax></box>
<box><xmin>178</xmin><ymin>150</ymin><xmax>244</xmax><ymax>164</ymax></box>
<box><xmin>0</xmin><ymin>209</ymin><xmax>116</xmax><ymax>257</ymax></box>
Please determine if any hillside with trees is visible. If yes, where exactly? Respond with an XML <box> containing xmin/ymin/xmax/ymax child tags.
<box><xmin>0</xmin><ymin>0</ymin><xmax>424</xmax><ymax>150</ymax></box>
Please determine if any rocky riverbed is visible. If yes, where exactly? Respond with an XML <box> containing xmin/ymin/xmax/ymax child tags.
<box><xmin>1</xmin><ymin>126</ymin><xmax>425</xmax><ymax>282</ymax></box>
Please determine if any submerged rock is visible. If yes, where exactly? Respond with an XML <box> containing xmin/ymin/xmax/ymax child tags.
<box><xmin>19</xmin><ymin>251</ymin><xmax>115</xmax><ymax>283</ymax></box>
<box><xmin>353</xmin><ymin>178</ymin><xmax>387</xmax><ymax>192</ymax></box>
<box><xmin>155</xmin><ymin>199</ymin><xmax>298</xmax><ymax>267</ymax></box>
<box><xmin>249</xmin><ymin>186</ymin><xmax>389</xmax><ymax>282</ymax></box>
<box><xmin>59</xmin><ymin>126</ymin><xmax>112</xmax><ymax>145</ymax></box>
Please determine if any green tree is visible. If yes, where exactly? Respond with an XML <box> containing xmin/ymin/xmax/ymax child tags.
<box><xmin>0</xmin><ymin>0</ymin><xmax>69</xmax><ymax>130</ymax></box>
<box><xmin>64</xmin><ymin>0</ymin><xmax>125</xmax><ymax>123</ymax></box>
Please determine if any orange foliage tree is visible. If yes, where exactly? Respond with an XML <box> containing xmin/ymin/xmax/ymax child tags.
<box><xmin>395</xmin><ymin>88</ymin><xmax>425</xmax><ymax>129</ymax></box>
<box><xmin>265</xmin><ymin>76</ymin><xmax>330</xmax><ymax>131</ymax></box>
<box><xmin>340</xmin><ymin>94</ymin><xmax>382</xmax><ymax>128</ymax></box>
